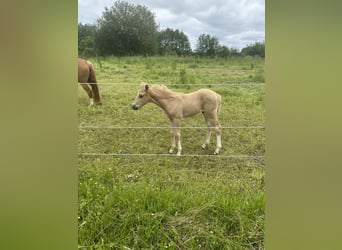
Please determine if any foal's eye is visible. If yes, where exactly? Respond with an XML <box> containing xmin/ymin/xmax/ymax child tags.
<box><xmin>139</xmin><ymin>94</ymin><xmax>144</xmax><ymax>98</ymax></box>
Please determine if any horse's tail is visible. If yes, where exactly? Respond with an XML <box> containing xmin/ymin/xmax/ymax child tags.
<box><xmin>87</xmin><ymin>61</ymin><xmax>101</xmax><ymax>104</ymax></box>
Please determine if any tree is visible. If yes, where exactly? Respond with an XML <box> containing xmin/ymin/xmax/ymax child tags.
<box><xmin>95</xmin><ymin>0</ymin><xmax>159</xmax><ymax>56</ymax></box>
<box><xmin>78</xmin><ymin>23</ymin><xmax>96</xmax><ymax>57</ymax></box>
<box><xmin>216</xmin><ymin>45</ymin><xmax>230</xmax><ymax>58</ymax></box>
<box><xmin>195</xmin><ymin>34</ymin><xmax>219</xmax><ymax>57</ymax></box>
<box><xmin>158</xmin><ymin>28</ymin><xmax>192</xmax><ymax>56</ymax></box>
<box><xmin>230</xmin><ymin>47</ymin><xmax>240</xmax><ymax>57</ymax></box>
<box><xmin>240</xmin><ymin>41</ymin><xmax>265</xmax><ymax>57</ymax></box>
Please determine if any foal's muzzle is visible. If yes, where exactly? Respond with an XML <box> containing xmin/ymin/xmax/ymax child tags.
<box><xmin>131</xmin><ymin>104</ymin><xmax>139</xmax><ymax>110</ymax></box>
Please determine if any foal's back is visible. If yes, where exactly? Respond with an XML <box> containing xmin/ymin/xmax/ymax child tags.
<box><xmin>181</xmin><ymin>89</ymin><xmax>221</xmax><ymax>117</ymax></box>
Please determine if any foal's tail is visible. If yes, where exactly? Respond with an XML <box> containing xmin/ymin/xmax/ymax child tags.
<box><xmin>216</xmin><ymin>94</ymin><xmax>222</xmax><ymax>126</ymax></box>
<box><xmin>87</xmin><ymin>61</ymin><xmax>101</xmax><ymax>104</ymax></box>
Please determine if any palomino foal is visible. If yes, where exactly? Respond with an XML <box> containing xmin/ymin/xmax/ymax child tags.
<box><xmin>131</xmin><ymin>83</ymin><xmax>222</xmax><ymax>156</ymax></box>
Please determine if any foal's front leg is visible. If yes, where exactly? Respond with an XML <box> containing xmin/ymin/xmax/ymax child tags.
<box><xmin>169</xmin><ymin>127</ymin><xmax>176</xmax><ymax>154</ymax></box>
<box><xmin>169</xmin><ymin>120</ymin><xmax>182</xmax><ymax>156</ymax></box>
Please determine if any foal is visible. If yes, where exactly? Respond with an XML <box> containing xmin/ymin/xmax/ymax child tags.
<box><xmin>131</xmin><ymin>83</ymin><xmax>222</xmax><ymax>156</ymax></box>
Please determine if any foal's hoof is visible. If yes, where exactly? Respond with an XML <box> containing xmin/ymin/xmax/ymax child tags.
<box><xmin>214</xmin><ymin>149</ymin><xmax>220</xmax><ymax>155</ymax></box>
<box><xmin>201</xmin><ymin>144</ymin><xmax>207</xmax><ymax>150</ymax></box>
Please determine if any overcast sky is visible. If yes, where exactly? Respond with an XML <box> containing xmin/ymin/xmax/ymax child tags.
<box><xmin>78</xmin><ymin>0</ymin><xmax>264</xmax><ymax>51</ymax></box>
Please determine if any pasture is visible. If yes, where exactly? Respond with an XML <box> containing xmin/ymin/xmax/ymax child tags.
<box><xmin>78</xmin><ymin>56</ymin><xmax>265</xmax><ymax>249</ymax></box>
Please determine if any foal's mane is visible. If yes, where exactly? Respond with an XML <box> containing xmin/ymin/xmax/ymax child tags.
<box><xmin>149</xmin><ymin>84</ymin><xmax>179</xmax><ymax>98</ymax></box>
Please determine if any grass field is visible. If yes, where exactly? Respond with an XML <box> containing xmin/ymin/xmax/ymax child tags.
<box><xmin>78</xmin><ymin>56</ymin><xmax>265</xmax><ymax>249</ymax></box>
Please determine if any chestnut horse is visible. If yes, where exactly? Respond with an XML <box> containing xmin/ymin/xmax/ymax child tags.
<box><xmin>78</xmin><ymin>58</ymin><xmax>101</xmax><ymax>105</ymax></box>
<box><xmin>132</xmin><ymin>82</ymin><xmax>222</xmax><ymax>156</ymax></box>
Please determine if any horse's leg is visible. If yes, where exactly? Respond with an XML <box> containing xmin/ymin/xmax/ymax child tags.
<box><xmin>90</xmin><ymin>83</ymin><xmax>101</xmax><ymax>105</ymax></box>
<box><xmin>80</xmin><ymin>83</ymin><xmax>94</xmax><ymax>105</ymax></box>
<box><xmin>201</xmin><ymin>112</ymin><xmax>211</xmax><ymax>149</ymax></box>
<box><xmin>88</xmin><ymin>64</ymin><xmax>101</xmax><ymax>105</ymax></box>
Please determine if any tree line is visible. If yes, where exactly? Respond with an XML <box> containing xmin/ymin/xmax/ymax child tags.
<box><xmin>78</xmin><ymin>1</ymin><xmax>264</xmax><ymax>58</ymax></box>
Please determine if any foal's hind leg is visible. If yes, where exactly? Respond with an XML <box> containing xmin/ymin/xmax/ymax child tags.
<box><xmin>80</xmin><ymin>84</ymin><xmax>94</xmax><ymax>105</ymax></box>
<box><xmin>201</xmin><ymin>112</ymin><xmax>212</xmax><ymax>150</ymax></box>
<box><xmin>205</xmin><ymin>115</ymin><xmax>221</xmax><ymax>155</ymax></box>
<box><xmin>213</xmin><ymin>120</ymin><xmax>222</xmax><ymax>155</ymax></box>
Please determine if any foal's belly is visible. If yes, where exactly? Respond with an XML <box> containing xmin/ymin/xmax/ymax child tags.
<box><xmin>182</xmin><ymin>107</ymin><xmax>201</xmax><ymax>118</ymax></box>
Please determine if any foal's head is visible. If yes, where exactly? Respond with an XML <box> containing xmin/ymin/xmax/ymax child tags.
<box><xmin>131</xmin><ymin>83</ymin><xmax>151</xmax><ymax>110</ymax></box>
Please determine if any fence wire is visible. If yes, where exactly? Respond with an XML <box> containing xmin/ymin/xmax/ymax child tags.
<box><xmin>78</xmin><ymin>152</ymin><xmax>264</xmax><ymax>159</ymax></box>
<box><xmin>78</xmin><ymin>82</ymin><xmax>265</xmax><ymax>86</ymax></box>
<box><xmin>79</xmin><ymin>125</ymin><xmax>265</xmax><ymax>129</ymax></box>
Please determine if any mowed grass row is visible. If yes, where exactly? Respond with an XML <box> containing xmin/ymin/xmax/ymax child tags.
<box><xmin>87</xmin><ymin>56</ymin><xmax>265</xmax><ymax>84</ymax></box>
<box><xmin>78</xmin><ymin>57</ymin><xmax>265</xmax><ymax>249</ymax></box>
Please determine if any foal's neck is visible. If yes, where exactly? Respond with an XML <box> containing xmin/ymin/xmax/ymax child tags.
<box><xmin>149</xmin><ymin>87</ymin><xmax>178</xmax><ymax>112</ymax></box>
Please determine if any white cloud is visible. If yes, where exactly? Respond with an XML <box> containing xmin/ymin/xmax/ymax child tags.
<box><xmin>78</xmin><ymin>0</ymin><xmax>264</xmax><ymax>50</ymax></box>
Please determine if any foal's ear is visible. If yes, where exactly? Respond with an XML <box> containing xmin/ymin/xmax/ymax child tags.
<box><xmin>145</xmin><ymin>84</ymin><xmax>149</xmax><ymax>91</ymax></box>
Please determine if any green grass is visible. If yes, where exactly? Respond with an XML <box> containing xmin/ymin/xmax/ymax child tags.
<box><xmin>78</xmin><ymin>56</ymin><xmax>265</xmax><ymax>249</ymax></box>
